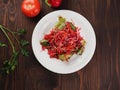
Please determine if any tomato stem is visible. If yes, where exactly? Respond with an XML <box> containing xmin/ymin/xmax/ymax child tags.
<box><xmin>45</xmin><ymin>0</ymin><xmax>52</xmax><ymax>7</ymax></box>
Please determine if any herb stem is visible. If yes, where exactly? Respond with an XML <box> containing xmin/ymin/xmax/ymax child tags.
<box><xmin>1</xmin><ymin>25</ymin><xmax>20</xmax><ymax>45</ymax></box>
<box><xmin>0</xmin><ymin>25</ymin><xmax>15</xmax><ymax>53</ymax></box>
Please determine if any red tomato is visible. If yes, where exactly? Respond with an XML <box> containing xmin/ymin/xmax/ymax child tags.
<box><xmin>21</xmin><ymin>0</ymin><xmax>41</xmax><ymax>17</ymax></box>
<box><xmin>45</xmin><ymin>0</ymin><xmax>62</xmax><ymax>8</ymax></box>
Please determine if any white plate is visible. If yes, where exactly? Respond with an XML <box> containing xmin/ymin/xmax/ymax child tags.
<box><xmin>32</xmin><ymin>10</ymin><xmax>96</xmax><ymax>74</ymax></box>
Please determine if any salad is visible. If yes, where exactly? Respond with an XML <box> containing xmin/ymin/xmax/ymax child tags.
<box><xmin>40</xmin><ymin>16</ymin><xmax>86</xmax><ymax>61</ymax></box>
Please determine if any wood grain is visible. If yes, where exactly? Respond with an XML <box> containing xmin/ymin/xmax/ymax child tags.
<box><xmin>0</xmin><ymin>0</ymin><xmax>120</xmax><ymax>90</ymax></box>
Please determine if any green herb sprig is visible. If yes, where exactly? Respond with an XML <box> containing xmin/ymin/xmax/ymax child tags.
<box><xmin>0</xmin><ymin>25</ymin><xmax>29</xmax><ymax>75</ymax></box>
<box><xmin>0</xmin><ymin>41</ymin><xmax>7</xmax><ymax>47</ymax></box>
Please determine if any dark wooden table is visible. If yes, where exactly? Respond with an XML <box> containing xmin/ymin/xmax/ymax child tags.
<box><xmin>0</xmin><ymin>0</ymin><xmax>120</xmax><ymax>90</ymax></box>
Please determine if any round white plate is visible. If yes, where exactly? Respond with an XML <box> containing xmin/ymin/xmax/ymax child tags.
<box><xmin>32</xmin><ymin>10</ymin><xmax>96</xmax><ymax>74</ymax></box>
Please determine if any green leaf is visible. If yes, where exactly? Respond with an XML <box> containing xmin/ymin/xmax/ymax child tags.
<box><xmin>59</xmin><ymin>53</ymin><xmax>73</xmax><ymax>61</ymax></box>
<box><xmin>6</xmin><ymin>70</ymin><xmax>10</xmax><ymax>74</ymax></box>
<box><xmin>58</xmin><ymin>23</ymin><xmax>66</xmax><ymax>30</ymax></box>
<box><xmin>10</xmin><ymin>65</ymin><xmax>16</xmax><ymax>71</ymax></box>
<box><xmin>21</xmin><ymin>48</ymin><xmax>29</xmax><ymax>56</ymax></box>
<box><xmin>0</xmin><ymin>41</ymin><xmax>7</xmax><ymax>47</ymax></box>
<box><xmin>40</xmin><ymin>39</ymin><xmax>50</xmax><ymax>46</ymax></box>
<box><xmin>20</xmin><ymin>40</ymin><xmax>29</xmax><ymax>47</ymax></box>
<box><xmin>55</xmin><ymin>16</ymin><xmax>66</xmax><ymax>30</ymax></box>
<box><xmin>70</xmin><ymin>23</ymin><xmax>76</xmax><ymax>30</ymax></box>
<box><xmin>77</xmin><ymin>47</ymin><xmax>84</xmax><ymax>55</ymax></box>
<box><xmin>17</xmin><ymin>29</ymin><xmax>26</xmax><ymax>35</ymax></box>
<box><xmin>76</xmin><ymin>40</ymin><xmax>86</xmax><ymax>55</ymax></box>
<box><xmin>59</xmin><ymin>54</ymin><xmax>65</xmax><ymax>61</ymax></box>
<box><xmin>0</xmin><ymin>60</ymin><xmax>11</xmax><ymax>75</ymax></box>
<box><xmin>0</xmin><ymin>52</ymin><xmax>19</xmax><ymax>75</ymax></box>
<box><xmin>3</xmin><ymin>60</ymin><xmax>10</xmax><ymax>67</ymax></box>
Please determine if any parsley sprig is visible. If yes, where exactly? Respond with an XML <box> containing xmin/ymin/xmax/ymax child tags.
<box><xmin>0</xmin><ymin>41</ymin><xmax>7</xmax><ymax>47</ymax></box>
<box><xmin>0</xmin><ymin>25</ymin><xmax>29</xmax><ymax>75</ymax></box>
